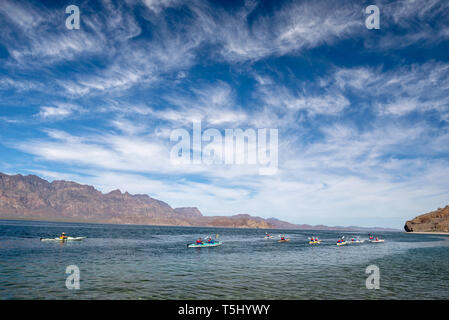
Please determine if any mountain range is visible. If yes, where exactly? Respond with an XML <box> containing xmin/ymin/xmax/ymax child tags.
<box><xmin>0</xmin><ymin>172</ymin><xmax>398</xmax><ymax>231</ymax></box>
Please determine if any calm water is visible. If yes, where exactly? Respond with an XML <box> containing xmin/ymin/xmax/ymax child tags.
<box><xmin>1</xmin><ymin>219</ymin><xmax>449</xmax><ymax>300</ymax></box>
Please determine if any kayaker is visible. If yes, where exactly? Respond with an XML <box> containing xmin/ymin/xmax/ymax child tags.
<box><xmin>207</xmin><ymin>237</ymin><xmax>215</xmax><ymax>244</ymax></box>
<box><xmin>281</xmin><ymin>235</ymin><xmax>286</xmax><ymax>241</ymax></box>
<box><xmin>60</xmin><ymin>232</ymin><xmax>67</xmax><ymax>240</ymax></box>
<box><xmin>196</xmin><ymin>238</ymin><xmax>203</xmax><ymax>245</ymax></box>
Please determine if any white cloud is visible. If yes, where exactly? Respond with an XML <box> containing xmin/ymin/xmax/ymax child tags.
<box><xmin>333</xmin><ymin>62</ymin><xmax>449</xmax><ymax>117</ymax></box>
<box><xmin>187</xmin><ymin>0</ymin><xmax>362</xmax><ymax>62</ymax></box>
<box><xmin>0</xmin><ymin>0</ymin><xmax>141</xmax><ymax>68</ymax></box>
<box><xmin>38</xmin><ymin>103</ymin><xmax>83</xmax><ymax>120</ymax></box>
<box><xmin>0</xmin><ymin>0</ymin><xmax>44</xmax><ymax>30</ymax></box>
<box><xmin>145</xmin><ymin>82</ymin><xmax>249</xmax><ymax>126</ymax></box>
<box><xmin>140</xmin><ymin>0</ymin><xmax>181</xmax><ymax>14</ymax></box>
<box><xmin>260</xmin><ymin>86</ymin><xmax>349</xmax><ymax>116</ymax></box>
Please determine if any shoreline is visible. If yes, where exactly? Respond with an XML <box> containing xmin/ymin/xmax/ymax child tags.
<box><xmin>405</xmin><ymin>231</ymin><xmax>449</xmax><ymax>235</ymax></box>
<box><xmin>0</xmin><ymin>216</ymin><xmax>296</xmax><ymax>231</ymax></box>
<box><xmin>0</xmin><ymin>216</ymin><xmax>400</xmax><ymax>232</ymax></box>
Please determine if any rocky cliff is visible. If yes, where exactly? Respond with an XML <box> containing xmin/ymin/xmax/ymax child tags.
<box><xmin>404</xmin><ymin>205</ymin><xmax>449</xmax><ymax>232</ymax></box>
<box><xmin>0</xmin><ymin>173</ymin><xmax>292</xmax><ymax>229</ymax></box>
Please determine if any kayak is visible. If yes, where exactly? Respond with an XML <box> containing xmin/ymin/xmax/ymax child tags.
<box><xmin>336</xmin><ymin>241</ymin><xmax>348</xmax><ymax>246</ymax></box>
<box><xmin>348</xmin><ymin>240</ymin><xmax>365</xmax><ymax>244</ymax></box>
<box><xmin>188</xmin><ymin>241</ymin><xmax>222</xmax><ymax>248</ymax></box>
<box><xmin>40</xmin><ymin>236</ymin><xmax>86</xmax><ymax>242</ymax></box>
<box><xmin>264</xmin><ymin>236</ymin><xmax>274</xmax><ymax>239</ymax></box>
<box><xmin>309</xmin><ymin>240</ymin><xmax>321</xmax><ymax>244</ymax></box>
<box><xmin>278</xmin><ymin>239</ymin><xmax>290</xmax><ymax>242</ymax></box>
<box><xmin>369</xmin><ymin>239</ymin><xmax>385</xmax><ymax>243</ymax></box>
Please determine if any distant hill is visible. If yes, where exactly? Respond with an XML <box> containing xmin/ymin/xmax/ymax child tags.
<box><xmin>405</xmin><ymin>205</ymin><xmax>449</xmax><ymax>232</ymax></box>
<box><xmin>0</xmin><ymin>172</ymin><xmax>397</xmax><ymax>231</ymax></box>
<box><xmin>266</xmin><ymin>218</ymin><xmax>398</xmax><ymax>232</ymax></box>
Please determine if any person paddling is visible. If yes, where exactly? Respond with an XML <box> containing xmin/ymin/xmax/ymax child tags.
<box><xmin>196</xmin><ymin>238</ymin><xmax>203</xmax><ymax>245</ymax></box>
<box><xmin>60</xmin><ymin>232</ymin><xmax>67</xmax><ymax>240</ymax></box>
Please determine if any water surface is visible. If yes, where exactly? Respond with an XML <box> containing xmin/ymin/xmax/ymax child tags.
<box><xmin>1</xmin><ymin>220</ymin><xmax>448</xmax><ymax>299</ymax></box>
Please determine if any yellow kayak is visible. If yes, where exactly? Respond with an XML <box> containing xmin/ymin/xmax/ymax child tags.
<box><xmin>309</xmin><ymin>240</ymin><xmax>321</xmax><ymax>244</ymax></box>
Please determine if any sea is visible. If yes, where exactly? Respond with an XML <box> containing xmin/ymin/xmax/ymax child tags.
<box><xmin>1</xmin><ymin>219</ymin><xmax>448</xmax><ymax>300</ymax></box>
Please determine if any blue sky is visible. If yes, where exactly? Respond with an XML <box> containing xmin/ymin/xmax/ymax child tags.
<box><xmin>1</xmin><ymin>0</ymin><xmax>449</xmax><ymax>228</ymax></box>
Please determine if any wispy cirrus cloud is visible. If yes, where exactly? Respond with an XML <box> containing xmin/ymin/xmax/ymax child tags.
<box><xmin>37</xmin><ymin>103</ymin><xmax>84</xmax><ymax>120</ymax></box>
<box><xmin>184</xmin><ymin>0</ymin><xmax>363</xmax><ymax>63</ymax></box>
<box><xmin>333</xmin><ymin>62</ymin><xmax>449</xmax><ymax>117</ymax></box>
<box><xmin>257</xmin><ymin>84</ymin><xmax>350</xmax><ymax>116</ymax></box>
<box><xmin>0</xmin><ymin>0</ymin><xmax>141</xmax><ymax>67</ymax></box>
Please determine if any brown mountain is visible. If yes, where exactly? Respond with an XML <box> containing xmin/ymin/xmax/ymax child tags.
<box><xmin>404</xmin><ymin>205</ymin><xmax>449</xmax><ymax>232</ymax></box>
<box><xmin>0</xmin><ymin>172</ymin><xmax>293</xmax><ymax>228</ymax></box>
<box><xmin>173</xmin><ymin>207</ymin><xmax>203</xmax><ymax>218</ymax></box>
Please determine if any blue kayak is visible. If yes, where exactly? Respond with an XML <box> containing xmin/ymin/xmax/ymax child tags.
<box><xmin>188</xmin><ymin>241</ymin><xmax>222</xmax><ymax>248</ymax></box>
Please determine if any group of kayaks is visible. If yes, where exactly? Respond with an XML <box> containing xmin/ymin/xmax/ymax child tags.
<box><xmin>265</xmin><ymin>233</ymin><xmax>290</xmax><ymax>242</ymax></box>
<box><xmin>268</xmin><ymin>234</ymin><xmax>385</xmax><ymax>246</ymax></box>
<box><xmin>187</xmin><ymin>233</ymin><xmax>385</xmax><ymax>248</ymax></box>
<box><xmin>265</xmin><ymin>233</ymin><xmax>291</xmax><ymax>242</ymax></box>
<box><xmin>336</xmin><ymin>239</ymin><xmax>384</xmax><ymax>246</ymax></box>
<box><xmin>40</xmin><ymin>232</ymin><xmax>384</xmax><ymax>248</ymax></box>
<box><xmin>188</xmin><ymin>233</ymin><xmax>292</xmax><ymax>248</ymax></box>
<box><xmin>335</xmin><ymin>235</ymin><xmax>385</xmax><ymax>246</ymax></box>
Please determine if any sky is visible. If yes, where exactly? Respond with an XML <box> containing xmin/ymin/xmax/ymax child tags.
<box><xmin>1</xmin><ymin>0</ymin><xmax>449</xmax><ymax>229</ymax></box>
